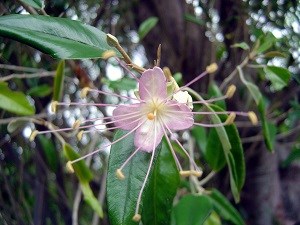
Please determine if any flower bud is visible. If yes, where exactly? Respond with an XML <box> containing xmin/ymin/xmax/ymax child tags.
<box><xmin>106</xmin><ymin>34</ymin><xmax>119</xmax><ymax>47</ymax></box>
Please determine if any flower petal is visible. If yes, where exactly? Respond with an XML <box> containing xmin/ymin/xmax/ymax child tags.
<box><xmin>139</xmin><ymin>67</ymin><xmax>167</xmax><ymax>101</ymax></box>
<box><xmin>112</xmin><ymin>104</ymin><xmax>143</xmax><ymax>130</ymax></box>
<box><xmin>134</xmin><ymin>119</ymin><xmax>163</xmax><ymax>152</ymax></box>
<box><xmin>163</xmin><ymin>101</ymin><xmax>194</xmax><ymax>130</ymax></box>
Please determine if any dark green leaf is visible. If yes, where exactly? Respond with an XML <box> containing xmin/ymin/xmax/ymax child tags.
<box><xmin>208</xmin><ymin>189</ymin><xmax>245</xmax><ymax>225</ymax></box>
<box><xmin>138</xmin><ymin>17</ymin><xmax>158</xmax><ymax>40</ymax></box>
<box><xmin>107</xmin><ymin>130</ymin><xmax>159</xmax><ymax>225</ymax></box>
<box><xmin>231</xmin><ymin>42</ymin><xmax>250</xmax><ymax>50</ymax></box>
<box><xmin>27</xmin><ymin>84</ymin><xmax>52</xmax><ymax>97</ymax></box>
<box><xmin>38</xmin><ymin>135</ymin><xmax>58</xmax><ymax>172</ymax></box>
<box><xmin>7</xmin><ymin>119</ymin><xmax>28</xmax><ymax>133</ymax></box>
<box><xmin>52</xmin><ymin>60</ymin><xmax>65</xmax><ymax>101</ymax></box>
<box><xmin>20</xmin><ymin>0</ymin><xmax>44</xmax><ymax>9</ymax></box>
<box><xmin>0</xmin><ymin>82</ymin><xmax>35</xmax><ymax>115</ymax></box>
<box><xmin>63</xmin><ymin>143</ymin><xmax>93</xmax><ymax>182</ymax></box>
<box><xmin>184</xmin><ymin>14</ymin><xmax>205</xmax><ymax>26</ymax></box>
<box><xmin>263</xmin><ymin>66</ymin><xmax>291</xmax><ymax>91</ymax></box>
<box><xmin>258</xmin><ymin>99</ymin><xmax>276</xmax><ymax>152</ymax></box>
<box><xmin>102</xmin><ymin>77</ymin><xmax>137</xmax><ymax>91</ymax></box>
<box><xmin>142</xmin><ymin>139</ymin><xmax>180</xmax><ymax>225</ymax></box>
<box><xmin>191</xmin><ymin>126</ymin><xmax>207</xmax><ymax>153</ymax></box>
<box><xmin>81</xmin><ymin>182</ymin><xmax>103</xmax><ymax>218</ymax></box>
<box><xmin>281</xmin><ymin>146</ymin><xmax>300</xmax><ymax>168</ymax></box>
<box><xmin>172</xmin><ymin>194</ymin><xmax>213</xmax><ymax>225</ymax></box>
<box><xmin>256</xmin><ymin>32</ymin><xmax>276</xmax><ymax>54</ymax></box>
<box><xmin>0</xmin><ymin>15</ymin><xmax>117</xmax><ymax>59</ymax></box>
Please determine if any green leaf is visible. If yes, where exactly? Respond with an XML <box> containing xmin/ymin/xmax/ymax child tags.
<box><xmin>208</xmin><ymin>189</ymin><xmax>245</xmax><ymax>225</ymax></box>
<box><xmin>0</xmin><ymin>15</ymin><xmax>117</xmax><ymax>59</ymax></box>
<box><xmin>101</xmin><ymin>77</ymin><xmax>137</xmax><ymax>91</ymax></box>
<box><xmin>0</xmin><ymin>82</ymin><xmax>35</xmax><ymax>115</ymax></box>
<box><xmin>206</xmin><ymin>105</ymin><xmax>245</xmax><ymax>202</ymax></box>
<box><xmin>258</xmin><ymin>99</ymin><xmax>276</xmax><ymax>152</ymax></box>
<box><xmin>203</xmin><ymin>211</ymin><xmax>221</xmax><ymax>225</ymax></box>
<box><xmin>27</xmin><ymin>84</ymin><xmax>52</xmax><ymax>97</ymax></box>
<box><xmin>263</xmin><ymin>51</ymin><xmax>286</xmax><ymax>58</ymax></box>
<box><xmin>191</xmin><ymin>126</ymin><xmax>207</xmax><ymax>153</ymax></box>
<box><xmin>7</xmin><ymin>119</ymin><xmax>28</xmax><ymax>133</ymax></box>
<box><xmin>184</xmin><ymin>14</ymin><xmax>205</xmax><ymax>26</ymax></box>
<box><xmin>208</xmin><ymin>82</ymin><xmax>226</xmax><ymax>109</ymax></box>
<box><xmin>138</xmin><ymin>17</ymin><xmax>158</xmax><ymax>40</ymax></box>
<box><xmin>52</xmin><ymin>60</ymin><xmax>65</xmax><ymax>101</ymax></box>
<box><xmin>107</xmin><ymin>130</ymin><xmax>159</xmax><ymax>225</ymax></box>
<box><xmin>256</xmin><ymin>32</ymin><xmax>276</xmax><ymax>54</ymax></box>
<box><xmin>172</xmin><ymin>194</ymin><xmax>213</xmax><ymax>225</ymax></box>
<box><xmin>142</xmin><ymin>139</ymin><xmax>180</xmax><ymax>225</ymax></box>
<box><xmin>263</xmin><ymin>66</ymin><xmax>291</xmax><ymax>91</ymax></box>
<box><xmin>63</xmin><ymin>143</ymin><xmax>93</xmax><ymax>183</ymax></box>
<box><xmin>38</xmin><ymin>135</ymin><xmax>58</xmax><ymax>172</ymax></box>
<box><xmin>81</xmin><ymin>182</ymin><xmax>103</xmax><ymax>218</ymax></box>
<box><xmin>20</xmin><ymin>0</ymin><xmax>44</xmax><ymax>9</ymax></box>
<box><xmin>281</xmin><ymin>146</ymin><xmax>300</xmax><ymax>168</ymax></box>
<box><xmin>231</xmin><ymin>42</ymin><xmax>250</xmax><ymax>50</ymax></box>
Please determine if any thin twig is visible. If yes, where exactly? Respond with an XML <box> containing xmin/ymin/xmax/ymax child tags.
<box><xmin>0</xmin><ymin>64</ymin><xmax>44</xmax><ymax>72</ymax></box>
<box><xmin>0</xmin><ymin>71</ymin><xmax>56</xmax><ymax>82</ymax></box>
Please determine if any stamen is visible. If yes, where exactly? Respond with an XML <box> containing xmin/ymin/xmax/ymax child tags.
<box><xmin>147</xmin><ymin>112</ymin><xmax>155</xmax><ymax>120</ymax></box>
<box><xmin>72</xmin><ymin>120</ymin><xmax>81</xmax><ymax>129</ymax></box>
<box><xmin>116</xmin><ymin>169</ymin><xmax>125</xmax><ymax>180</ymax></box>
<box><xmin>29</xmin><ymin>130</ymin><xmax>38</xmax><ymax>142</ymax></box>
<box><xmin>226</xmin><ymin>85</ymin><xmax>236</xmax><ymax>98</ymax></box>
<box><xmin>102</xmin><ymin>50</ymin><xmax>116</xmax><ymax>59</ymax></box>
<box><xmin>51</xmin><ymin>101</ymin><xmax>58</xmax><ymax>113</ymax></box>
<box><xmin>88</xmin><ymin>89</ymin><xmax>142</xmax><ymax>102</ymax></box>
<box><xmin>248</xmin><ymin>111</ymin><xmax>258</xmax><ymax>125</ymax></box>
<box><xmin>180</xmin><ymin>170</ymin><xmax>192</xmax><ymax>177</ymax></box>
<box><xmin>225</xmin><ymin>112</ymin><xmax>236</xmax><ymax>125</ymax></box>
<box><xmin>206</xmin><ymin>63</ymin><xmax>218</xmax><ymax>74</ymax></box>
<box><xmin>80</xmin><ymin>87</ymin><xmax>91</xmax><ymax>98</ymax></box>
<box><xmin>77</xmin><ymin>131</ymin><xmax>84</xmax><ymax>141</ymax></box>
<box><xmin>132</xmin><ymin>214</ymin><xmax>141</xmax><ymax>222</ymax></box>
<box><xmin>66</xmin><ymin>161</ymin><xmax>74</xmax><ymax>173</ymax></box>
<box><xmin>191</xmin><ymin>170</ymin><xmax>203</xmax><ymax>177</ymax></box>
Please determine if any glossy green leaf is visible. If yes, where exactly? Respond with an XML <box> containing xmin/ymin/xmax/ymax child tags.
<box><xmin>52</xmin><ymin>60</ymin><xmax>65</xmax><ymax>101</ymax></box>
<box><xmin>258</xmin><ymin>99</ymin><xmax>276</xmax><ymax>152</ymax></box>
<box><xmin>138</xmin><ymin>17</ymin><xmax>158</xmax><ymax>40</ymax></box>
<box><xmin>27</xmin><ymin>84</ymin><xmax>52</xmax><ymax>97</ymax></box>
<box><xmin>281</xmin><ymin>146</ymin><xmax>300</xmax><ymax>168</ymax></box>
<box><xmin>172</xmin><ymin>194</ymin><xmax>213</xmax><ymax>225</ymax></box>
<box><xmin>7</xmin><ymin>119</ymin><xmax>28</xmax><ymax>133</ymax></box>
<box><xmin>231</xmin><ymin>42</ymin><xmax>250</xmax><ymax>50</ymax></box>
<box><xmin>81</xmin><ymin>182</ymin><xmax>103</xmax><ymax>218</ymax></box>
<box><xmin>107</xmin><ymin>130</ymin><xmax>159</xmax><ymax>225</ymax></box>
<box><xmin>142</xmin><ymin>139</ymin><xmax>180</xmax><ymax>225</ymax></box>
<box><xmin>20</xmin><ymin>0</ymin><xmax>44</xmax><ymax>9</ymax></box>
<box><xmin>63</xmin><ymin>143</ymin><xmax>93</xmax><ymax>183</ymax></box>
<box><xmin>206</xmin><ymin>105</ymin><xmax>245</xmax><ymax>202</ymax></box>
<box><xmin>0</xmin><ymin>15</ymin><xmax>116</xmax><ymax>59</ymax></box>
<box><xmin>191</xmin><ymin>126</ymin><xmax>207</xmax><ymax>153</ymax></box>
<box><xmin>38</xmin><ymin>135</ymin><xmax>58</xmax><ymax>172</ymax></box>
<box><xmin>208</xmin><ymin>189</ymin><xmax>245</xmax><ymax>225</ymax></box>
<box><xmin>263</xmin><ymin>66</ymin><xmax>291</xmax><ymax>91</ymax></box>
<box><xmin>102</xmin><ymin>77</ymin><xmax>137</xmax><ymax>91</ymax></box>
<box><xmin>0</xmin><ymin>82</ymin><xmax>35</xmax><ymax>115</ymax></box>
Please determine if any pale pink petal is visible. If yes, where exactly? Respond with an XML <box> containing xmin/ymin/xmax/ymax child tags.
<box><xmin>139</xmin><ymin>67</ymin><xmax>167</xmax><ymax>101</ymax></box>
<box><xmin>134</xmin><ymin>119</ymin><xmax>163</xmax><ymax>152</ymax></box>
<box><xmin>163</xmin><ymin>100</ymin><xmax>194</xmax><ymax>130</ymax></box>
<box><xmin>112</xmin><ymin>103</ymin><xmax>143</xmax><ymax>130</ymax></box>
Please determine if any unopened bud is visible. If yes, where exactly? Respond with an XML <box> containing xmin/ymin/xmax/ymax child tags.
<box><xmin>180</xmin><ymin>170</ymin><xmax>192</xmax><ymax>177</ymax></box>
<box><xmin>226</xmin><ymin>85</ymin><xmax>236</xmax><ymax>99</ymax></box>
<box><xmin>66</xmin><ymin>161</ymin><xmax>74</xmax><ymax>173</ymax></box>
<box><xmin>206</xmin><ymin>63</ymin><xmax>218</xmax><ymax>74</ymax></box>
<box><xmin>106</xmin><ymin>34</ymin><xmax>119</xmax><ymax>47</ymax></box>
<box><xmin>248</xmin><ymin>111</ymin><xmax>258</xmax><ymax>125</ymax></box>
<box><xmin>80</xmin><ymin>87</ymin><xmax>90</xmax><ymax>98</ymax></box>
<box><xmin>225</xmin><ymin>113</ymin><xmax>236</xmax><ymax>125</ymax></box>
<box><xmin>72</xmin><ymin>120</ymin><xmax>81</xmax><ymax>129</ymax></box>
<box><xmin>116</xmin><ymin>169</ymin><xmax>125</xmax><ymax>180</ymax></box>
<box><xmin>29</xmin><ymin>130</ymin><xmax>38</xmax><ymax>142</ymax></box>
<box><xmin>102</xmin><ymin>50</ymin><xmax>116</xmax><ymax>59</ymax></box>
<box><xmin>77</xmin><ymin>131</ymin><xmax>84</xmax><ymax>141</ymax></box>
<box><xmin>50</xmin><ymin>101</ymin><xmax>58</xmax><ymax>113</ymax></box>
<box><xmin>132</xmin><ymin>214</ymin><xmax>141</xmax><ymax>222</ymax></box>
